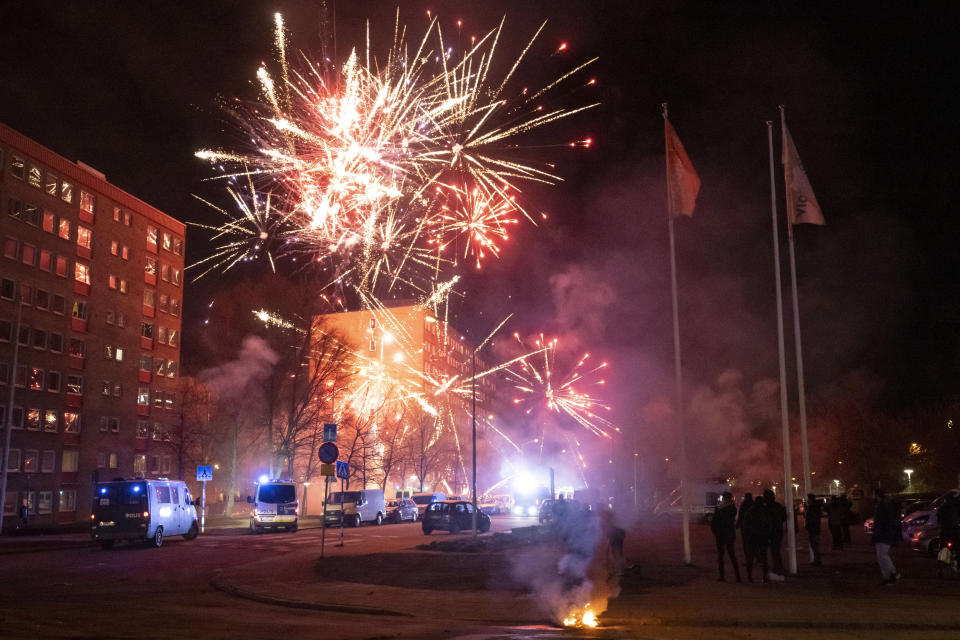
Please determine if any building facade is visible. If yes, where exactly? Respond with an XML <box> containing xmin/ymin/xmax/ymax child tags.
<box><xmin>1</xmin><ymin>122</ymin><xmax>185</xmax><ymax>528</ymax></box>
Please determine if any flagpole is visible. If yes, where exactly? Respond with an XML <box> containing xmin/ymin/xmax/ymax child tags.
<box><xmin>767</xmin><ymin>120</ymin><xmax>797</xmax><ymax>575</ymax></box>
<box><xmin>663</xmin><ymin>102</ymin><xmax>691</xmax><ymax>566</ymax></box>
<box><xmin>780</xmin><ymin>106</ymin><xmax>812</xmax><ymax>503</ymax></box>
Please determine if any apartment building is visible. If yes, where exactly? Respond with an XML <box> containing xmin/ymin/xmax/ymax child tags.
<box><xmin>0</xmin><ymin>122</ymin><xmax>185</xmax><ymax>528</ymax></box>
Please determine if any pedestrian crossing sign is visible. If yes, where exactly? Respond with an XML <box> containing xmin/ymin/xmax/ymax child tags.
<box><xmin>197</xmin><ymin>465</ymin><xmax>213</xmax><ymax>482</ymax></box>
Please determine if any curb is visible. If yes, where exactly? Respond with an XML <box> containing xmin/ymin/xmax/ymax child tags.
<box><xmin>209</xmin><ymin>574</ymin><xmax>411</xmax><ymax>617</ymax></box>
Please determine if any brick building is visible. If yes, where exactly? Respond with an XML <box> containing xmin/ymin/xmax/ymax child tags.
<box><xmin>0</xmin><ymin>122</ymin><xmax>185</xmax><ymax>529</ymax></box>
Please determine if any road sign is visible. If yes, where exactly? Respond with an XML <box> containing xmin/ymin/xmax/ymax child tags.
<box><xmin>318</xmin><ymin>442</ymin><xmax>339</xmax><ymax>464</ymax></box>
<box><xmin>335</xmin><ymin>460</ymin><xmax>349</xmax><ymax>480</ymax></box>
<box><xmin>320</xmin><ymin>463</ymin><xmax>336</xmax><ymax>477</ymax></box>
<box><xmin>323</xmin><ymin>423</ymin><xmax>337</xmax><ymax>442</ymax></box>
<box><xmin>196</xmin><ymin>465</ymin><xmax>213</xmax><ymax>482</ymax></box>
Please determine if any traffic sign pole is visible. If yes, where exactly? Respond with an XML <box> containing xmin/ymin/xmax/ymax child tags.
<box><xmin>201</xmin><ymin>480</ymin><xmax>206</xmax><ymax>534</ymax></box>
<box><xmin>320</xmin><ymin>477</ymin><xmax>329</xmax><ymax>558</ymax></box>
<box><xmin>337</xmin><ymin>477</ymin><xmax>345</xmax><ymax>547</ymax></box>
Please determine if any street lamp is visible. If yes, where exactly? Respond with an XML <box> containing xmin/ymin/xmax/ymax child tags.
<box><xmin>904</xmin><ymin>468</ymin><xmax>914</xmax><ymax>487</ymax></box>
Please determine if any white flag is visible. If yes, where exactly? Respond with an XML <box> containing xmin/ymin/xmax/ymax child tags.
<box><xmin>782</xmin><ymin>123</ymin><xmax>825</xmax><ymax>227</ymax></box>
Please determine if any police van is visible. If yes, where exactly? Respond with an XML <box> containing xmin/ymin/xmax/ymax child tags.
<box><xmin>90</xmin><ymin>478</ymin><xmax>199</xmax><ymax>549</ymax></box>
<box><xmin>247</xmin><ymin>479</ymin><xmax>299</xmax><ymax>533</ymax></box>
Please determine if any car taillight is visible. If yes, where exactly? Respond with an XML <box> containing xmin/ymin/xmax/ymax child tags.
<box><xmin>90</xmin><ymin>513</ymin><xmax>95</xmax><ymax>520</ymax></box>
<box><xmin>142</xmin><ymin>511</ymin><xmax>150</xmax><ymax>518</ymax></box>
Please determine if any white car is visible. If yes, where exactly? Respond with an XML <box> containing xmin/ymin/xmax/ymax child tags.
<box><xmin>248</xmin><ymin>480</ymin><xmax>299</xmax><ymax>533</ymax></box>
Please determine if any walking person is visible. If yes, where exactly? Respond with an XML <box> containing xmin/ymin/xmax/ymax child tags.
<box><xmin>805</xmin><ymin>494</ymin><xmax>823</xmax><ymax>566</ymax></box>
<box><xmin>741</xmin><ymin>493</ymin><xmax>770</xmax><ymax>582</ymax></box>
<box><xmin>711</xmin><ymin>491</ymin><xmax>741</xmax><ymax>582</ymax></box>
<box><xmin>840</xmin><ymin>495</ymin><xmax>853</xmax><ymax>544</ymax></box>
<box><xmin>763</xmin><ymin>489</ymin><xmax>787</xmax><ymax>580</ymax></box>
<box><xmin>873</xmin><ymin>489</ymin><xmax>900</xmax><ymax>586</ymax></box>
<box><xmin>827</xmin><ymin>496</ymin><xmax>844</xmax><ymax>551</ymax></box>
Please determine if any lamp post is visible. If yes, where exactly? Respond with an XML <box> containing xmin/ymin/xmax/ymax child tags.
<box><xmin>904</xmin><ymin>468</ymin><xmax>914</xmax><ymax>488</ymax></box>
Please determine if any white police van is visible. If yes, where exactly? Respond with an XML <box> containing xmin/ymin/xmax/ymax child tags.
<box><xmin>248</xmin><ymin>479</ymin><xmax>299</xmax><ymax>533</ymax></box>
<box><xmin>90</xmin><ymin>478</ymin><xmax>199</xmax><ymax>549</ymax></box>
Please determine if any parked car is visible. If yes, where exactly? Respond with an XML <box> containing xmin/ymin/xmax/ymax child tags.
<box><xmin>903</xmin><ymin>489</ymin><xmax>960</xmax><ymax>554</ymax></box>
<box><xmin>386</xmin><ymin>498</ymin><xmax>418</xmax><ymax>523</ymax></box>
<box><xmin>411</xmin><ymin>492</ymin><xmax>446</xmax><ymax>517</ymax></box>
<box><xmin>324</xmin><ymin>489</ymin><xmax>386</xmax><ymax>527</ymax></box>
<box><xmin>422</xmin><ymin>500</ymin><xmax>491</xmax><ymax>535</ymax></box>
<box><xmin>91</xmin><ymin>478</ymin><xmax>199</xmax><ymax>549</ymax></box>
<box><xmin>247</xmin><ymin>480</ymin><xmax>299</xmax><ymax>533</ymax></box>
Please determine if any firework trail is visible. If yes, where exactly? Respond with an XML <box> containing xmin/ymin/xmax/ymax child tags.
<box><xmin>192</xmin><ymin>10</ymin><xmax>598</xmax><ymax>294</ymax></box>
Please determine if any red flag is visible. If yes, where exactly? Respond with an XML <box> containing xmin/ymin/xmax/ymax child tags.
<box><xmin>665</xmin><ymin>118</ymin><xmax>701</xmax><ymax>217</ymax></box>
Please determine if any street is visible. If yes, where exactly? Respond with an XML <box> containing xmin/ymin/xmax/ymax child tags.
<box><xmin>3</xmin><ymin>514</ymin><xmax>960</xmax><ymax>640</ymax></box>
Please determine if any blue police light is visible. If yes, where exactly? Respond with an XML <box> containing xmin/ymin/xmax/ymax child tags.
<box><xmin>132</xmin><ymin>485</ymin><xmax>141</xmax><ymax>493</ymax></box>
<box><xmin>100</xmin><ymin>487</ymin><xmax>107</xmax><ymax>495</ymax></box>
<box><xmin>258</xmin><ymin>474</ymin><xmax>270</xmax><ymax>484</ymax></box>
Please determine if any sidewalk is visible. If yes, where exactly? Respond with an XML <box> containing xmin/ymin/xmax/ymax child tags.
<box><xmin>211</xmin><ymin>522</ymin><xmax>960</xmax><ymax>632</ymax></box>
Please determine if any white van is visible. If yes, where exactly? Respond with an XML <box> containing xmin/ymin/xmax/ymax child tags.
<box><xmin>324</xmin><ymin>489</ymin><xmax>386</xmax><ymax>527</ymax></box>
<box><xmin>91</xmin><ymin>479</ymin><xmax>199</xmax><ymax>549</ymax></box>
<box><xmin>411</xmin><ymin>492</ymin><xmax>447</xmax><ymax>517</ymax></box>
<box><xmin>248</xmin><ymin>480</ymin><xmax>299</xmax><ymax>533</ymax></box>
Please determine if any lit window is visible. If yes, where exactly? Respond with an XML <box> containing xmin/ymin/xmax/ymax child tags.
<box><xmin>24</xmin><ymin>450</ymin><xmax>39</xmax><ymax>472</ymax></box>
<box><xmin>102</xmin><ymin>381</ymin><xmax>111</xmax><ymax>397</ymax></box>
<box><xmin>143</xmin><ymin>289</ymin><xmax>155</xmax><ymax>309</ymax></box>
<box><xmin>137</xmin><ymin>385</ymin><xmax>149</xmax><ymax>406</ymax></box>
<box><xmin>166</xmin><ymin>361</ymin><xmax>177</xmax><ymax>378</ymax></box>
<box><xmin>161</xmin><ymin>263</ymin><xmax>171</xmax><ymax>281</ymax></box>
<box><xmin>28</xmin><ymin>164</ymin><xmax>42</xmax><ymax>188</ymax></box>
<box><xmin>55</xmin><ymin>255</ymin><xmax>68</xmax><ymax>277</ymax></box>
<box><xmin>108</xmin><ymin>275</ymin><xmax>118</xmax><ymax>290</ymax></box>
<box><xmin>45</xmin><ymin>174</ymin><xmax>59</xmax><ymax>197</ymax></box>
<box><xmin>162</xmin><ymin>232</ymin><xmax>172</xmax><ymax>252</ymax></box>
<box><xmin>58</xmin><ymin>218</ymin><xmax>71</xmax><ymax>240</ymax></box>
<box><xmin>26</xmin><ymin>408</ymin><xmax>40</xmax><ymax>430</ymax></box>
<box><xmin>77</xmin><ymin>226</ymin><xmax>92</xmax><ymax>250</ymax></box>
<box><xmin>66</xmin><ymin>375</ymin><xmax>83</xmax><ymax>395</ymax></box>
<box><xmin>29</xmin><ymin>368</ymin><xmax>44</xmax><ymax>391</ymax></box>
<box><xmin>79</xmin><ymin>191</ymin><xmax>95</xmax><ymax>214</ymax></box>
<box><xmin>115</xmin><ymin>347</ymin><xmax>124</xmax><ymax>362</ymax></box>
<box><xmin>21</xmin><ymin>243</ymin><xmax>36</xmax><ymax>266</ymax></box>
<box><xmin>136</xmin><ymin>421</ymin><xmax>150</xmax><ymax>439</ymax></box>
<box><xmin>146</xmin><ymin>225</ymin><xmax>158</xmax><ymax>248</ymax></box>
<box><xmin>60</xmin><ymin>181</ymin><xmax>74</xmax><ymax>203</ymax></box>
<box><xmin>113</xmin><ymin>207</ymin><xmax>122</xmax><ymax>222</ymax></box>
<box><xmin>168</xmin><ymin>329</ymin><xmax>178</xmax><ymax>347</ymax></box>
<box><xmin>42</xmin><ymin>211</ymin><xmax>55</xmax><ymax>233</ymax></box>
<box><xmin>121</xmin><ymin>245</ymin><xmax>129</xmax><ymax>260</ymax></box>
<box><xmin>172</xmin><ymin>268</ymin><xmax>181</xmax><ymax>286</ymax></box>
<box><xmin>74</xmin><ymin>262</ymin><xmax>90</xmax><ymax>285</ymax></box>
<box><xmin>3</xmin><ymin>237</ymin><xmax>17</xmax><ymax>260</ymax></box>
<box><xmin>62</xmin><ymin>450</ymin><xmax>79</xmax><ymax>473</ymax></box>
<box><xmin>119</xmin><ymin>279</ymin><xmax>127</xmax><ymax>294</ymax></box>
<box><xmin>39</xmin><ymin>249</ymin><xmax>51</xmax><ymax>271</ymax></box>
<box><xmin>134</xmin><ymin>454</ymin><xmax>146</xmax><ymax>475</ymax></box>
<box><xmin>113</xmin><ymin>383</ymin><xmax>122</xmax><ymax>398</ymax></box>
<box><xmin>170</xmin><ymin>299</ymin><xmax>180</xmax><ymax>316</ymax></box>
<box><xmin>71</xmin><ymin>300</ymin><xmax>89</xmax><ymax>321</ymax></box>
<box><xmin>157</xmin><ymin>326</ymin><xmax>168</xmax><ymax>344</ymax></box>
<box><xmin>43</xmin><ymin>410</ymin><xmax>58</xmax><ymax>432</ymax></box>
<box><xmin>124</xmin><ymin>212</ymin><xmax>132</xmax><ymax>226</ymax></box>
<box><xmin>11</xmin><ymin>156</ymin><xmax>25</xmax><ymax>179</ymax></box>
<box><xmin>110</xmin><ymin>240</ymin><xmax>119</xmax><ymax>256</ymax></box>
<box><xmin>145</xmin><ymin>256</ymin><xmax>157</xmax><ymax>276</ymax></box>
<box><xmin>159</xmin><ymin>294</ymin><xmax>169</xmax><ymax>313</ymax></box>
<box><xmin>63</xmin><ymin>412</ymin><xmax>80</xmax><ymax>433</ymax></box>
<box><xmin>59</xmin><ymin>490</ymin><xmax>77</xmax><ymax>512</ymax></box>
<box><xmin>172</xmin><ymin>237</ymin><xmax>183</xmax><ymax>255</ymax></box>
<box><xmin>68</xmin><ymin>339</ymin><xmax>85</xmax><ymax>359</ymax></box>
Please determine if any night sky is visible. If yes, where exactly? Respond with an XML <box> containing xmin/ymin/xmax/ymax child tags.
<box><xmin>2</xmin><ymin>0</ymin><xmax>957</xmax><ymax>439</ymax></box>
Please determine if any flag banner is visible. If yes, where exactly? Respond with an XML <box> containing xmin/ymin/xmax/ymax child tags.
<box><xmin>665</xmin><ymin>118</ymin><xmax>701</xmax><ymax>217</ymax></box>
<box><xmin>781</xmin><ymin>123</ymin><xmax>825</xmax><ymax>227</ymax></box>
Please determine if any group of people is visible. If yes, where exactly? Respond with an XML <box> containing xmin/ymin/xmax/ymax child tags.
<box><xmin>710</xmin><ymin>489</ymin><xmax>787</xmax><ymax>582</ymax></box>
<box><xmin>801</xmin><ymin>493</ymin><xmax>853</xmax><ymax>564</ymax></box>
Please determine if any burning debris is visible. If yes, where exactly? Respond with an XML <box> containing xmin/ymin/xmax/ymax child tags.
<box><xmin>513</xmin><ymin>508</ymin><xmax>623</xmax><ymax>628</ymax></box>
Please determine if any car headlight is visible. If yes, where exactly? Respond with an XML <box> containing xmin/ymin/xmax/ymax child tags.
<box><xmin>527</xmin><ymin>506</ymin><xmax>537</xmax><ymax>516</ymax></box>
<box><xmin>513</xmin><ymin>506</ymin><xmax>523</xmax><ymax>515</ymax></box>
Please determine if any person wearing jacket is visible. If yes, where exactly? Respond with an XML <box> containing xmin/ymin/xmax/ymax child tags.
<box><xmin>711</xmin><ymin>491</ymin><xmax>741</xmax><ymax>582</ymax></box>
<box><xmin>827</xmin><ymin>496</ymin><xmax>845</xmax><ymax>551</ymax></box>
<box><xmin>741</xmin><ymin>493</ymin><xmax>770</xmax><ymax>582</ymax></box>
<box><xmin>873</xmin><ymin>489</ymin><xmax>900</xmax><ymax>585</ymax></box>
<box><xmin>805</xmin><ymin>494</ymin><xmax>823</xmax><ymax>566</ymax></box>
<box><xmin>763</xmin><ymin>489</ymin><xmax>787</xmax><ymax>579</ymax></box>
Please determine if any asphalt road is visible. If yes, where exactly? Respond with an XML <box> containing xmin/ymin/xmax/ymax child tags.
<box><xmin>0</xmin><ymin>514</ymin><xmax>539</xmax><ymax>640</ymax></box>
<box><xmin>4</xmin><ymin>514</ymin><xmax>960</xmax><ymax>640</ymax></box>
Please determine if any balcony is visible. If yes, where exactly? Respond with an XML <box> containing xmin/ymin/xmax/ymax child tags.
<box><xmin>70</xmin><ymin>318</ymin><xmax>87</xmax><ymax>333</ymax></box>
<box><xmin>76</xmin><ymin>245</ymin><xmax>91</xmax><ymax>260</ymax></box>
<box><xmin>138</xmin><ymin>369</ymin><xmax>151</xmax><ymax>383</ymax></box>
<box><xmin>78</xmin><ymin>209</ymin><xmax>94</xmax><ymax>224</ymax></box>
<box><xmin>140</xmin><ymin>336</ymin><xmax>153</xmax><ymax>351</ymax></box>
<box><xmin>142</xmin><ymin>305</ymin><xmax>155</xmax><ymax>318</ymax></box>
<box><xmin>145</xmin><ymin>272</ymin><xmax>156</xmax><ymax>286</ymax></box>
<box><xmin>137</xmin><ymin>404</ymin><xmax>150</xmax><ymax>417</ymax></box>
<box><xmin>65</xmin><ymin>393</ymin><xmax>83</xmax><ymax>408</ymax></box>
<box><xmin>68</xmin><ymin>355</ymin><xmax>84</xmax><ymax>370</ymax></box>
<box><xmin>73</xmin><ymin>281</ymin><xmax>90</xmax><ymax>296</ymax></box>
